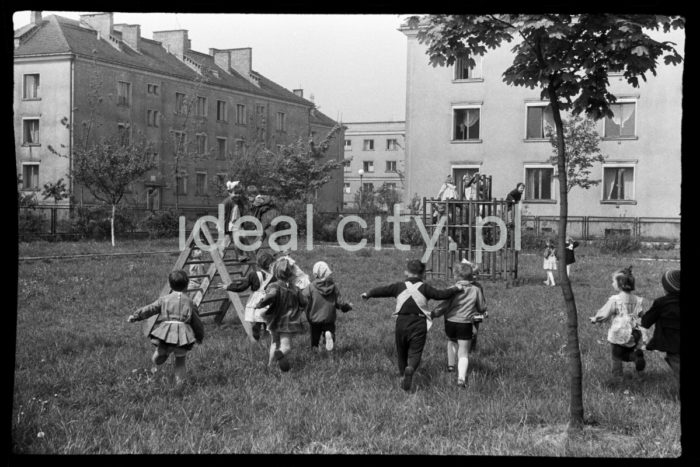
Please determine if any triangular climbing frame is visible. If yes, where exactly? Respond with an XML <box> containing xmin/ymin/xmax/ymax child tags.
<box><xmin>142</xmin><ymin>222</ymin><xmax>256</xmax><ymax>340</ymax></box>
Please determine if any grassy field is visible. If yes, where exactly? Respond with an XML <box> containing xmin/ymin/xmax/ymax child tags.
<box><xmin>14</xmin><ymin>240</ymin><xmax>681</xmax><ymax>455</ymax></box>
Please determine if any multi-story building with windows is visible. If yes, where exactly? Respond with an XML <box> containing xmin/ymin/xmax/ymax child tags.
<box><xmin>400</xmin><ymin>20</ymin><xmax>683</xmax><ymax>239</ymax></box>
<box><xmin>342</xmin><ymin>121</ymin><xmax>405</xmax><ymax>209</ymax></box>
<box><xmin>14</xmin><ymin>12</ymin><xmax>345</xmax><ymax>213</ymax></box>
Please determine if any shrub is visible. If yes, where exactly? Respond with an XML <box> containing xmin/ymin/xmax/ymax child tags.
<box><xmin>597</xmin><ymin>233</ymin><xmax>641</xmax><ymax>254</ymax></box>
<box><xmin>67</xmin><ymin>206</ymin><xmax>138</xmax><ymax>240</ymax></box>
<box><xmin>521</xmin><ymin>230</ymin><xmax>546</xmax><ymax>251</ymax></box>
<box><xmin>139</xmin><ymin>210</ymin><xmax>180</xmax><ymax>239</ymax></box>
<box><xmin>18</xmin><ymin>210</ymin><xmax>47</xmax><ymax>241</ymax></box>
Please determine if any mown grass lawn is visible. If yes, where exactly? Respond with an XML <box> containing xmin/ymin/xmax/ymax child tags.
<box><xmin>14</xmin><ymin>240</ymin><xmax>680</xmax><ymax>455</ymax></box>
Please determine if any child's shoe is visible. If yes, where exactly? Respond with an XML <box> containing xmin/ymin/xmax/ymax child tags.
<box><xmin>457</xmin><ymin>379</ymin><xmax>467</xmax><ymax>389</ymax></box>
<box><xmin>446</xmin><ymin>365</ymin><xmax>455</xmax><ymax>373</ymax></box>
<box><xmin>252</xmin><ymin>323</ymin><xmax>261</xmax><ymax>341</ymax></box>
<box><xmin>274</xmin><ymin>350</ymin><xmax>291</xmax><ymax>372</ymax></box>
<box><xmin>325</xmin><ymin>331</ymin><xmax>334</xmax><ymax>351</ymax></box>
<box><xmin>402</xmin><ymin>366</ymin><xmax>414</xmax><ymax>391</ymax></box>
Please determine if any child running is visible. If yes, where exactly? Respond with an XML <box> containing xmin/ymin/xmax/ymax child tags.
<box><xmin>590</xmin><ymin>266</ymin><xmax>646</xmax><ymax>383</ymax></box>
<box><xmin>431</xmin><ymin>262</ymin><xmax>487</xmax><ymax>388</ymax></box>
<box><xmin>303</xmin><ymin>261</ymin><xmax>353</xmax><ymax>352</ymax></box>
<box><xmin>256</xmin><ymin>257</ymin><xmax>308</xmax><ymax>372</ymax></box>
<box><xmin>127</xmin><ymin>270</ymin><xmax>204</xmax><ymax>386</ymax></box>
<box><xmin>641</xmin><ymin>269</ymin><xmax>680</xmax><ymax>381</ymax></box>
<box><xmin>361</xmin><ymin>259</ymin><xmax>464</xmax><ymax>391</ymax></box>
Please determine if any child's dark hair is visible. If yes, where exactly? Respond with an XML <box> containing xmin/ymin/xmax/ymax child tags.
<box><xmin>169</xmin><ymin>269</ymin><xmax>189</xmax><ymax>291</ymax></box>
<box><xmin>455</xmin><ymin>262</ymin><xmax>473</xmax><ymax>280</ymax></box>
<box><xmin>406</xmin><ymin>259</ymin><xmax>426</xmax><ymax>276</ymax></box>
<box><xmin>257</xmin><ymin>252</ymin><xmax>275</xmax><ymax>271</ymax></box>
<box><xmin>272</xmin><ymin>257</ymin><xmax>294</xmax><ymax>282</ymax></box>
<box><xmin>613</xmin><ymin>266</ymin><xmax>635</xmax><ymax>292</ymax></box>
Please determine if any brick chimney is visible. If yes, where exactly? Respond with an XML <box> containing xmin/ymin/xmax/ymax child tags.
<box><xmin>80</xmin><ymin>12</ymin><xmax>113</xmax><ymax>41</ymax></box>
<box><xmin>113</xmin><ymin>24</ymin><xmax>141</xmax><ymax>52</ymax></box>
<box><xmin>210</xmin><ymin>48</ymin><xmax>231</xmax><ymax>71</ymax></box>
<box><xmin>230</xmin><ymin>48</ymin><xmax>252</xmax><ymax>77</ymax></box>
<box><xmin>30</xmin><ymin>11</ymin><xmax>42</xmax><ymax>24</ymax></box>
<box><xmin>293</xmin><ymin>89</ymin><xmax>304</xmax><ymax>98</ymax></box>
<box><xmin>153</xmin><ymin>30</ymin><xmax>189</xmax><ymax>59</ymax></box>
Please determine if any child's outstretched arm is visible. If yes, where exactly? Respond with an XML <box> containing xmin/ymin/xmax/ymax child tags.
<box><xmin>589</xmin><ymin>298</ymin><xmax>615</xmax><ymax>324</ymax></box>
<box><xmin>422</xmin><ymin>283</ymin><xmax>463</xmax><ymax>300</ymax></box>
<box><xmin>127</xmin><ymin>298</ymin><xmax>162</xmax><ymax>322</ymax></box>
<box><xmin>362</xmin><ymin>282</ymin><xmax>402</xmax><ymax>300</ymax></box>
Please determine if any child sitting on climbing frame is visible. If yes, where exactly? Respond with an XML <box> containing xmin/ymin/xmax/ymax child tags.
<box><xmin>187</xmin><ymin>247</ymin><xmax>206</xmax><ymax>299</ymax></box>
<box><xmin>128</xmin><ymin>270</ymin><xmax>204</xmax><ymax>386</ymax></box>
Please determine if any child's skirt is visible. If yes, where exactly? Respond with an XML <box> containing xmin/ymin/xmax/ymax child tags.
<box><xmin>543</xmin><ymin>256</ymin><xmax>557</xmax><ymax>270</ymax></box>
<box><xmin>150</xmin><ymin>320</ymin><xmax>197</xmax><ymax>350</ymax></box>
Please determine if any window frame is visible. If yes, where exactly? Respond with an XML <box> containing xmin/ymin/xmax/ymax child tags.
<box><xmin>117</xmin><ymin>80</ymin><xmax>131</xmax><ymax>107</ymax></box>
<box><xmin>21</xmin><ymin>163</ymin><xmax>40</xmax><ymax>191</ymax></box>
<box><xmin>523</xmin><ymin>164</ymin><xmax>556</xmax><ymax>203</ymax></box>
<box><xmin>386</xmin><ymin>139</ymin><xmax>399</xmax><ymax>151</ymax></box>
<box><xmin>195</xmin><ymin>133</ymin><xmax>207</xmax><ymax>155</ymax></box>
<box><xmin>362</xmin><ymin>139</ymin><xmax>375</xmax><ymax>151</ymax></box>
<box><xmin>175</xmin><ymin>92</ymin><xmax>187</xmax><ymax>115</ymax></box>
<box><xmin>601</xmin><ymin>162</ymin><xmax>637</xmax><ymax>203</ymax></box>
<box><xmin>385</xmin><ymin>160</ymin><xmax>397</xmax><ymax>173</ymax></box>
<box><xmin>344</xmin><ymin>182</ymin><xmax>351</xmax><ymax>194</ymax></box>
<box><xmin>195</xmin><ymin>171</ymin><xmax>208</xmax><ymax>196</ymax></box>
<box><xmin>363</xmin><ymin>160</ymin><xmax>375</xmax><ymax>173</ymax></box>
<box><xmin>603</xmin><ymin>99</ymin><xmax>638</xmax><ymax>140</ymax></box>
<box><xmin>524</xmin><ymin>102</ymin><xmax>555</xmax><ymax>141</ymax></box>
<box><xmin>176</xmin><ymin>172</ymin><xmax>188</xmax><ymax>196</ymax></box>
<box><xmin>117</xmin><ymin>122</ymin><xmax>131</xmax><ymax>146</ymax></box>
<box><xmin>172</xmin><ymin>130</ymin><xmax>187</xmax><ymax>153</ymax></box>
<box><xmin>451</xmin><ymin>105</ymin><xmax>482</xmax><ymax>142</ymax></box>
<box><xmin>147</xmin><ymin>83</ymin><xmax>159</xmax><ymax>96</ymax></box>
<box><xmin>216</xmin><ymin>100</ymin><xmax>228</xmax><ymax>122</ymax></box>
<box><xmin>23</xmin><ymin>73</ymin><xmax>40</xmax><ymax>100</ymax></box>
<box><xmin>146</xmin><ymin>109</ymin><xmax>160</xmax><ymax>128</ymax></box>
<box><xmin>275</xmin><ymin>111</ymin><xmax>286</xmax><ymax>132</ymax></box>
<box><xmin>344</xmin><ymin>139</ymin><xmax>352</xmax><ymax>151</ymax></box>
<box><xmin>452</xmin><ymin>56</ymin><xmax>484</xmax><ymax>81</ymax></box>
<box><xmin>22</xmin><ymin>118</ymin><xmax>40</xmax><ymax>146</ymax></box>
<box><xmin>236</xmin><ymin>104</ymin><xmax>247</xmax><ymax>125</ymax></box>
<box><xmin>195</xmin><ymin>96</ymin><xmax>207</xmax><ymax>117</ymax></box>
<box><xmin>216</xmin><ymin>137</ymin><xmax>227</xmax><ymax>160</ymax></box>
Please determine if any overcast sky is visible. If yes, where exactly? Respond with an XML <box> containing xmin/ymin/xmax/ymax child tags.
<box><xmin>13</xmin><ymin>11</ymin><xmax>411</xmax><ymax>123</ymax></box>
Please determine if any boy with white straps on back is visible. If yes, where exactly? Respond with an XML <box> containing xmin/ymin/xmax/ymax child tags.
<box><xmin>361</xmin><ymin>259</ymin><xmax>464</xmax><ymax>392</ymax></box>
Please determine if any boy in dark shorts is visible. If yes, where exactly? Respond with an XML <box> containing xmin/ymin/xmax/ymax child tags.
<box><xmin>361</xmin><ymin>259</ymin><xmax>463</xmax><ymax>391</ymax></box>
<box><xmin>431</xmin><ymin>262</ymin><xmax>487</xmax><ymax>388</ymax></box>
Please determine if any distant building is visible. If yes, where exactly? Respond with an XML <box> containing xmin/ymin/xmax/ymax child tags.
<box><xmin>14</xmin><ymin>12</ymin><xmax>344</xmax><ymax>213</ymax></box>
<box><xmin>342</xmin><ymin>121</ymin><xmax>405</xmax><ymax>209</ymax></box>
<box><xmin>400</xmin><ymin>20</ymin><xmax>683</xmax><ymax>239</ymax></box>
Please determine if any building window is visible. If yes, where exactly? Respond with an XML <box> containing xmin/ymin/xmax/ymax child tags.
<box><xmin>22</xmin><ymin>119</ymin><xmax>39</xmax><ymax>145</ymax></box>
<box><xmin>236</xmin><ymin>104</ymin><xmax>247</xmax><ymax>125</ymax></box>
<box><xmin>526</xmin><ymin>105</ymin><xmax>555</xmax><ymax>139</ymax></box>
<box><xmin>235</xmin><ymin>139</ymin><xmax>245</xmax><ymax>156</ymax></box>
<box><xmin>525</xmin><ymin>167</ymin><xmax>554</xmax><ymax>200</ymax></box>
<box><xmin>363</xmin><ymin>182</ymin><xmax>374</xmax><ymax>191</ymax></box>
<box><xmin>454</xmin><ymin>56</ymin><xmax>482</xmax><ymax>80</ymax></box>
<box><xmin>195</xmin><ymin>96</ymin><xmax>207</xmax><ymax>117</ymax></box>
<box><xmin>276</xmin><ymin>112</ymin><xmax>286</xmax><ymax>132</ymax></box>
<box><xmin>196</xmin><ymin>133</ymin><xmax>207</xmax><ymax>155</ymax></box>
<box><xmin>173</xmin><ymin>131</ymin><xmax>186</xmax><ymax>153</ymax></box>
<box><xmin>604</xmin><ymin>102</ymin><xmax>636</xmax><ymax>138</ymax></box>
<box><xmin>217</xmin><ymin>100</ymin><xmax>227</xmax><ymax>122</ymax></box>
<box><xmin>363</xmin><ymin>161</ymin><xmax>374</xmax><ymax>173</ymax></box>
<box><xmin>344</xmin><ymin>183</ymin><xmax>351</xmax><ymax>194</ymax></box>
<box><xmin>386</xmin><ymin>139</ymin><xmax>398</xmax><ymax>151</ymax></box>
<box><xmin>147</xmin><ymin>83</ymin><xmax>159</xmax><ymax>95</ymax></box>
<box><xmin>385</xmin><ymin>183</ymin><xmax>397</xmax><ymax>190</ymax></box>
<box><xmin>22</xmin><ymin>164</ymin><xmax>39</xmax><ymax>190</ymax></box>
<box><xmin>147</xmin><ymin>110</ymin><xmax>160</xmax><ymax>128</ymax></box>
<box><xmin>23</xmin><ymin>74</ymin><xmax>40</xmax><ymax>99</ymax></box>
<box><xmin>345</xmin><ymin>139</ymin><xmax>352</xmax><ymax>151</ymax></box>
<box><xmin>118</xmin><ymin>123</ymin><xmax>130</xmax><ymax>146</ymax></box>
<box><xmin>453</xmin><ymin>108</ymin><xmax>480</xmax><ymax>140</ymax></box>
<box><xmin>344</xmin><ymin>160</ymin><xmax>351</xmax><ymax>173</ymax></box>
<box><xmin>386</xmin><ymin>161</ymin><xmax>397</xmax><ymax>172</ymax></box>
<box><xmin>175</xmin><ymin>92</ymin><xmax>187</xmax><ymax>114</ymax></box>
<box><xmin>146</xmin><ymin>187</ymin><xmax>161</xmax><ymax>210</ymax></box>
<box><xmin>195</xmin><ymin>172</ymin><xmax>207</xmax><ymax>196</ymax></box>
<box><xmin>216</xmin><ymin>173</ymin><xmax>227</xmax><ymax>190</ymax></box>
<box><xmin>603</xmin><ymin>166</ymin><xmax>635</xmax><ymax>201</ymax></box>
<box><xmin>217</xmin><ymin>137</ymin><xmax>227</xmax><ymax>160</ymax></box>
<box><xmin>363</xmin><ymin>139</ymin><xmax>374</xmax><ymax>151</ymax></box>
<box><xmin>176</xmin><ymin>173</ymin><xmax>188</xmax><ymax>195</ymax></box>
<box><xmin>117</xmin><ymin>81</ymin><xmax>131</xmax><ymax>106</ymax></box>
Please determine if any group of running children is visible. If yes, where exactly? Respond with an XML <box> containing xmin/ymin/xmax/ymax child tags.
<box><xmin>127</xmin><ymin>249</ymin><xmax>680</xmax><ymax>392</ymax></box>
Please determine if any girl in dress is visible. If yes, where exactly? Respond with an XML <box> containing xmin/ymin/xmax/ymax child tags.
<box><xmin>543</xmin><ymin>239</ymin><xmax>558</xmax><ymax>287</ymax></box>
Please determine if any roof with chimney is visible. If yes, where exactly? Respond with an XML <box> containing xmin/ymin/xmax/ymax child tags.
<box><xmin>14</xmin><ymin>14</ymin><xmax>336</xmax><ymax>114</ymax></box>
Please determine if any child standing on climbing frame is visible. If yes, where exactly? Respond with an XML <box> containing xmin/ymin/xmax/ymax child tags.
<box><xmin>361</xmin><ymin>259</ymin><xmax>463</xmax><ymax>392</ymax></box>
<box><xmin>543</xmin><ymin>239</ymin><xmax>558</xmax><ymax>287</ymax></box>
<box><xmin>430</xmin><ymin>261</ymin><xmax>487</xmax><ymax>388</ymax></box>
<box><xmin>303</xmin><ymin>261</ymin><xmax>353</xmax><ymax>352</ymax></box>
<box><xmin>256</xmin><ymin>257</ymin><xmax>308</xmax><ymax>372</ymax></box>
<box><xmin>128</xmin><ymin>270</ymin><xmax>204</xmax><ymax>386</ymax></box>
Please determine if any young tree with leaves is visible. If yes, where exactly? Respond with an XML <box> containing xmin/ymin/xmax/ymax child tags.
<box><xmin>409</xmin><ymin>13</ymin><xmax>683</xmax><ymax>430</ymax></box>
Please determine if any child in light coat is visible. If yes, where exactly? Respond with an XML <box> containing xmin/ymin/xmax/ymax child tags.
<box><xmin>590</xmin><ymin>266</ymin><xmax>646</xmax><ymax>383</ymax></box>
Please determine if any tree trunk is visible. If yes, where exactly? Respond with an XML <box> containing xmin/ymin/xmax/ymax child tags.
<box><xmin>111</xmin><ymin>203</ymin><xmax>116</xmax><ymax>247</ymax></box>
<box><xmin>548</xmin><ymin>88</ymin><xmax>585</xmax><ymax>431</ymax></box>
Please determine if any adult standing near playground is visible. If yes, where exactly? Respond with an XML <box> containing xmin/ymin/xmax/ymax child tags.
<box><xmin>505</xmin><ymin>182</ymin><xmax>525</xmax><ymax>228</ymax></box>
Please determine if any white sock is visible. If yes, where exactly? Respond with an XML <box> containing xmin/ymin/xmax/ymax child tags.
<box><xmin>458</xmin><ymin>356</ymin><xmax>468</xmax><ymax>381</ymax></box>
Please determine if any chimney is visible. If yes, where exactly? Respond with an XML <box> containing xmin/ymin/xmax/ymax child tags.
<box><xmin>80</xmin><ymin>12</ymin><xmax>113</xmax><ymax>41</ymax></box>
<box><xmin>113</xmin><ymin>24</ymin><xmax>141</xmax><ymax>52</ymax></box>
<box><xmin>153</xmin><ymin>30</ymin><xmax>189</xmax><ymax>59</ymax></box>
<box><xmin>30</xmin><ymin>11</ymin><xmax>42</xmax><ymax>24</ymax></box>
<box><xmin>230</xmin><ymin>48</ymin><xmax>252</xmax><ymax>77</ymax></box>
<box><xmin>293</xmin><ymin>89</ymin><xmax>304</xmax><ymax>98</ymax></box>
<box><xmin>210</xmin><ymin>48</ymin><xmax>231</xmax><ymax>71</ymax></box>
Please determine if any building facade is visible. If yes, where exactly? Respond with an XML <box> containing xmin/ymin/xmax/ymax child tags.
<box><xmin>400</xmin><ymin>21</ymin><xmax>683</xmax><ymax>238</ymax></box>
<box><xmin>342</xmin><ymin>121</ymin><xmax>405</xmax><ymax>209</ymax></box>
<box><xmin>14</xmin><ymin>12</ymin><xmax>344</xmax><ymax>213</ymax></box>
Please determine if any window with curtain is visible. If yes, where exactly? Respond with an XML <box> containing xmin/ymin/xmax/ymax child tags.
<box><xmin>454</xmin><ymin>56</ymin><xmax>482</xmax><ymax>80</ymax></box>
<box><xmin>363</xmin><ymin>139</ymin><xmax>374</xmax><ymax>150</ymax></box>
<box><xmin>363</xmin><ymin>161</ymin><xmax>374</xmax><ymax>173</ymax></box>
<box><xmin>603</xmin><ymin>167</ymin><xmax>634</xmax><ymax>200</ymax></box>
<box><xmin>23</xmin><ymin>119</ymin><xmax>39</xmax><ymax>144</ymax></box>
<box><xmin>22</xmin><ymin>164</ymin><xmax>39</xmax><ymax>190</ymax></box>
<box><xmin>23</xmin><ymin>74</ymin><xmax>40</xmax><ymax>99</ymax></box>
<box><xmin>386</xmin><ymin>161</ymin><xmax>397</xmax><ymax>172</ymax></box>
<box><xmin>453</xmin><ymin>108</ymin><xmax>480</xmax><ymax>140</ymax></box>
<box><xmin>117</xmin><ymin>81</ymin><xmax>130</xmax><ymax>106</ymax></box>
<box><xmin>195</xmin><ymin>96</ymin><xmax>207</xmax><ymax>117</ymax></box>
<box><xmin>526</xmin><ymin>105</ymin><xmax>555</xmax><ymax>139</ymax></box>
<box><xmin>604</xmin><ymin>103</ymin><xmax>636</xmax><ymax>137</ymax></box>
<box><xmin>237</xmin><ymin>104</ymin><xmax>247</xmax><ymax>125</ymax></box>
<box><xmin>345</xmin><ymin>140</ymin><xmax>352</xmax><ymax>150</ymax></box>
<box><xmin>525</xmin><ymin>168</ymin><xmax>553</xmax><ymax>200</ymax></box>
